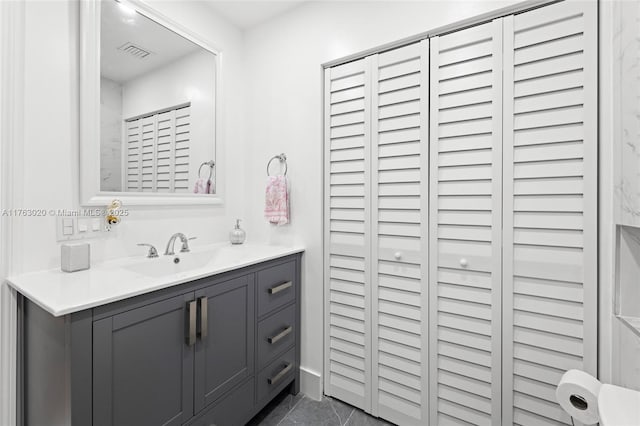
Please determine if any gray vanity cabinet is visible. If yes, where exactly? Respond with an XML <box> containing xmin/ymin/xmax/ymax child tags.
<box><xmin>19</xmin><ymin>253</ymin><xmax>301</xmax><ymax>426</ymax></box>
<box><xmin>92</xmin><ymin>293</ymin><xmax>196</xmax><ymax>426</ymax></box>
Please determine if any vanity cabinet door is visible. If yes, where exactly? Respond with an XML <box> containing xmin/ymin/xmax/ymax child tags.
<box><xmin>194</xmin><ymin>274</ymin><xmax>255</xmax><ymax>413</ymax></box>
<box><xmin>93</xmin><ymin>293</ymin><xmax>196</xmax><ymax>426</ymax></box>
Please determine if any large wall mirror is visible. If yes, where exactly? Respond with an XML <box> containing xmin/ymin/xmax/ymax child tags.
<box><xmin>80</xmin><ymin>0</ymin><xmax>221</xmax><ymax>205</ymax></box>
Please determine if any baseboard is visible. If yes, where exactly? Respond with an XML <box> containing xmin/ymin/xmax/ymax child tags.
<box><xmin>299</xmin><ymin>366</ymin><xmax>322</xmax><ymax>401</ymax></box>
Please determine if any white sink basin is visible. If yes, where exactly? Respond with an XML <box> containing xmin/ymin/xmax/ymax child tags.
<box><xmin>124</xmin><ymin>251</ymin><xmax>214</xmax><ymax>278</ymax></box>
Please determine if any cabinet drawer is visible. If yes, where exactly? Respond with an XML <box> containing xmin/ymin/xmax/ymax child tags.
<box><xmin>190</xmin><ymin>378</ymin><xmax>254</xmax><ymax>426</ymax></box>
<box><xmin>257</xmin><ymin>304</ymin><xmax>295</xmax><ymax>370</ymax></box>
<box><xmin>257</xmin><ymin>261</ymin><xmax>296</xmax><ymax>316</ymax></box>
<box><xmin>257</xmin><ymin>347</ymin><xmax>296</xmax><ymax>403</ymax></box>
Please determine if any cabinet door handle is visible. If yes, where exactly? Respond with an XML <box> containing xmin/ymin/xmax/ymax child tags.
<box><xmin>268</xmin><ymin>281</ymin><xmax>292</xmax><ymax>295</ymax></box>
<box><xmin>267</xmin><ymin>362</ymin><xmax>293</xmax><ymax>385</ymax></box>
<box><xmin>268</xmin><ymin>326</ymin><xmax>292</xmax><ymax>344</ymax></box>
<box><xmin>187</xmin><ymin>300</ymin><xmax>196</xmax><ymax>346</ymax></box>
<box><xmin>198</xmin><ymin>296</ymin><xmax>208</xmax><ymax>339</ymax></box>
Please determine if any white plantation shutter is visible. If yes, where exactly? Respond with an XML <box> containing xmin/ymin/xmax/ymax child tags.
<box><xmin>502</xmin><ymin>2</ymin><xmax>597</xmax><ymax>425</ymax></box>
<box><xmin>125</xmin><ymin>119</ymin><xmax>142</xmax><ymax>191</ymax></box>
<box><xmin>370</xmin><ymin>41</ymin><xmax>429</xmax><ymax>426</ymax></box>
<box><xmin>155</xmin><ymin>109</ymin><xmax>175</xmax><ymax>192</ymax></box>
<box><xmin>174</xmin><ymin>106</ymin><xmax>191</xmax><ymax>192</ymax></box>
<box><xmin>324</xmin><ymin>57</ymin><xmax>373</xmax><ymax>411</ymax></box>
<box><xmin>124</xmin><ymin>104</ymin><xmax>191</xmax><ymax>193</ymax></box>
<box><xmin>429</xmin><ymin>20</ymin><xmax>503</xmax><ymax>426</ymax></box>
<box><xmin>140</xmin><ymin>116</ymin><xmax>155</xmax><ymax>192</ymax></box>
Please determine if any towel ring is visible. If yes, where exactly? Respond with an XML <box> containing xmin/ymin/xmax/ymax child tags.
<box><xmin>267</xmin><ymin>153</ymin><xmax>287</xmax><ymax>176</ymax></box>
<box><xmin>198</xmin><ymin>160</ymin><xmax>215</xmax><ymax>180</ymax></box>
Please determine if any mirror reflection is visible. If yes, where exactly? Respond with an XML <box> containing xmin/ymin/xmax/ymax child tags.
<box><xmin>100</xmin><ymin>0</ymin><xmax>216</xmax><ymax>194</ymax></box>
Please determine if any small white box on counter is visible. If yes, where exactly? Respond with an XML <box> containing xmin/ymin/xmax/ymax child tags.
<box><xmin>61</xmin><ymin>242</ymin><xmax>90</xmax><ymax>272</ymax></box>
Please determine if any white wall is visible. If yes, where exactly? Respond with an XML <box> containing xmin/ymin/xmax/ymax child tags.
<box><xmin>122</xmin><ymin>50</ymin><xmax>214</xmax><ymax>119</ymax></box>
<box><xmin>242</xmin><ymin>0</ymin><xmax>521</xmax><ymax>398</ymax></box>
<box><xmin>18</xmin><ymin>0</ymin><xmax>246</xmax><ymax>274</ymax></box>
<box><xmin>0</xmin><ymin>1</ymin><xmax>24</xmax><ymax>423</ymax></box>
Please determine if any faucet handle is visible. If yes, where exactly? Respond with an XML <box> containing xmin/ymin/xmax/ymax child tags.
<box><xmin>137</xmin><ymin>243</ymin><xmax>159</xmax><ymax>258</ymax></box>
<box><xmin>180</xmin><ymin>236</ymin><xmax>197</xmax><ymax>253</ymax></box>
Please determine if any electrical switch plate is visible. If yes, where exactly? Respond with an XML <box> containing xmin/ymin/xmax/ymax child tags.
<box><xmin>57</xmin><ymin>217</ymin><xmax>76</xmax><ymax>240</ymax></box>
<box><xmin>78</xmin><ymin>220</ymin><xmax>88</xmax><ymax>233</ymax></box>
<box><xmin>56</xmin><ymin>216</ymin><xmax>106</xmax><ymax>241</ymax></box>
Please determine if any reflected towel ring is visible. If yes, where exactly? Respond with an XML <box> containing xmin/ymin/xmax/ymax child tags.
<box><xmin>198</xmin><ymin>160</ymin><xmax>215</xmax><ymax>180</ymax></box>
<box><xmin>267</xmin><ymin>153</ymin><xmax>287</xmax><ymax>176</ymax></box>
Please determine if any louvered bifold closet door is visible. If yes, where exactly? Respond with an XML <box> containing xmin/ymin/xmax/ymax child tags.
<box><xmin>429</xmin><ymin>20</ymin><xmax>503</xmax><ymax>426</ymax></box>
<box><xmin>370</xmin><ymin>41</ymin><xmax>429</xmax><ymax>426</ymax></box>
<box><xmin>502</xmin><ymin>2</ymin><xmax>597</xmax><ymax>425</ymax></box>
<box><xmin>324</xmin><ymin>57</ymin><xmax>372</xmax><ymax>412</ymax></box>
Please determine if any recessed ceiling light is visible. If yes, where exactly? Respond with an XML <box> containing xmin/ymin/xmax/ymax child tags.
<box><xmin>117</xmin><ymin>1</ymin><xmax>136</xmax><ymax>17</ymax></box>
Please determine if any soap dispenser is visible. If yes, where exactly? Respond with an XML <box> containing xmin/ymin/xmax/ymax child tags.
<box><xmin>229</xmin><ymin>219</ymin><xmax>246</xmax><ymax>245</ymax></box>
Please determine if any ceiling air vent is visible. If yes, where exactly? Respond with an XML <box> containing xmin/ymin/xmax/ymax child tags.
<box><xmin>117</xmin><ymin>42</ymin><xmax>152</xmax><ymax>59</ymax></box>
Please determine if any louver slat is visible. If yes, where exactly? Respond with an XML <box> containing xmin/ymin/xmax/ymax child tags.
<box><xmin>502</xmin><ymin>2</ymin><xmax>597</xmax><ymax>425</ymax></box>
<box><xmin>430</xmin><ymin>20</ymin><xmax>503</xmax><ymax>426</ymax></box>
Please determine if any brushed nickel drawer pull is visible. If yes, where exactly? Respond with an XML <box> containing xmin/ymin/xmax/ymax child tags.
<box><xmin>268</xmin><ymin>281</ymin><xmax>292</xmax><ymax>295</ymax></box>
<box><xmin>268</xmin><ymin>362</ymin><xmax>292</xmax><ymax>385</ymax></box>
<box><xmin>198</xmin><ymin>296</ymin><xmax>208</xmax><ymax>339</ymax></box>
<box><xmin>187</xmin><ymin>300</ymin><xmax>196</xmax><ymax>346</ymax></box>
<box><xmin>268</xmin><ymin>326</ymin><xmax>292</xmax><ymax>344</ymax></box>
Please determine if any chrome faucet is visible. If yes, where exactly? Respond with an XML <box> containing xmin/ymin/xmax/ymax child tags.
<box><xmin>137</xmin><ymin>243</ymin><xmax>159</xmax><ymax>258</ymax></box>
<box><xmin>164</xmin><ymin>233</ymin><xmax>195</xmax><ymax>256</ymax></box>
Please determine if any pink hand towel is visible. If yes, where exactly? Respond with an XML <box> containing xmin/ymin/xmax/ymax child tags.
<box><xmin>193</xmin><ymin>178</ymin><xmax>207</xmax><ymax>194</ymax></box>
<box><xmin>264</xmin><ymin>175</ymin><xmax>289</xmax><ymax>225</ymax></box>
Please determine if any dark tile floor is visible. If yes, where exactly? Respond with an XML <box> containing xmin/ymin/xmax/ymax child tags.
<box><xmin>248</xmin><ymin>390</ymin><xmax>394</xmax><ymax>426</ymax></box>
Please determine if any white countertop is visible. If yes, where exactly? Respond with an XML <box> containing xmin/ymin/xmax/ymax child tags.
<box><xmin>6</xmin><ymin>243</ymin><xmax>304</xmax><ymax>317</ymax></box>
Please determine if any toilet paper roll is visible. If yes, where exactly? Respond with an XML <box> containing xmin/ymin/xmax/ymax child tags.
<box><xmin>556</xmin><ymin>369</ymin><xmax>602</xmax><ymax>425</ymax></box>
